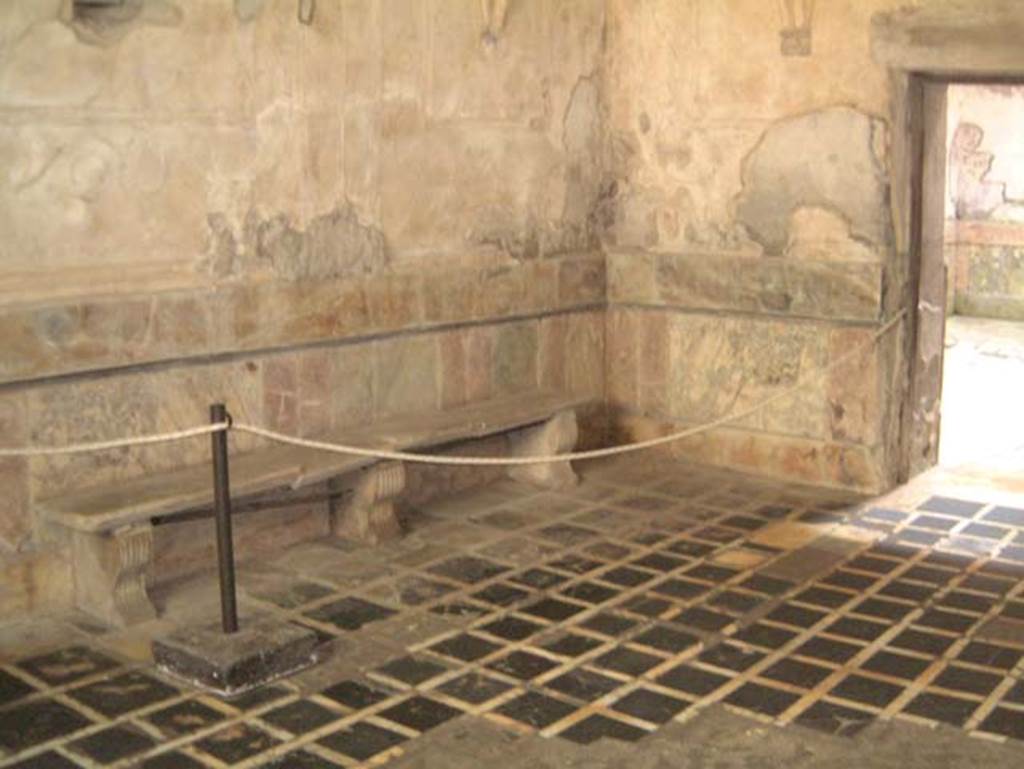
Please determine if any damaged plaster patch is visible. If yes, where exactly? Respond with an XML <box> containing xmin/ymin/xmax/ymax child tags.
<box><xmin>735</xmin><ymin>107</ymin><xmax>890</xmax><ymax>255</ymax></box>
<box><xmin>62</xmin><ymin>0</ymin><xmax>183</xmax><ymax>46</ymax></box>
<box><xmin>204</xmin><ymin>203</ymin><xmax>388</xmax><ymax>281</ymax></box>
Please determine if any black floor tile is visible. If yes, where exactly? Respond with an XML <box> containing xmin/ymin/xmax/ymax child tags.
<box><xmin>651</xmin><ymin>577</ymin><xmax>711</xmax><ymax>600</ymax></box>
<box><xmin>896</xmin><ymin>528</ymin><xmax>947</xmax><ymax>547</ymax></box>
<box><xmin>307</xmin><ymin>597</ymin><xmax>397</xmax><ymax>630</ymax></box>
<box><xmin>732</xmin><ymin>623</ymin><xmax>798</xmax><ymax>650</ymax></box>
<box><xmin>375</xmin><ymin>656</ymin><xmax>448</xmax><ymax>686</ymax></box>
<box><xmin>620</xmin><ymin>595</ymin><xmax>674</xmax><ymax>618</ymax></box>
<box><xmin>937</xmin><ymin>591</ymin><xmax>996</xmax><ymax>615</ymax></box>
<box><xmin>0</xmin><ymin>699</ymin><xmax>92</xmax><ymax>753</ymax></box>
<box><xmin>430</xmin><ymin>601</ymin><xmax>490</xmax><ymax>618</ymax></box>
<box><xmin>495</xmin><ymin>691</ymin><xmax>576</xmax><ymax>728</ymax></box>
<box><xmin>429</xmin><ymin>633</ymin><xmax>502</xmax><ymax>663</ymax></box>
<box><xmin>960</xmin><ymin>574</ymin><xmax>1015</xmax><ymax>596</ymax></box>
<box><xmin>846</xmin><ymin>555</ymin><xmax>901</xmax><ymax>574</ymax></box>
<box><xmin>910</xmin><ymin>514</ymin><xmax>958</xmax><ymax>532</ymax></box>
<box><xmin>320</xmin><ymin>680</ymin><xmax>392</xmax><ymax>710</ymax></box>
<box><xmin>378</xmin><ymin>695</ymin><xmax>462</xmax><ymax>732</ymax></box>
<box><xmin>196</xmin><ymin>723</ymin><xmax>280</xmax><ymax>763</ymax></box>
<box><xmin>962</xmin><ymin>522</ymin><xmax>1009</xmax><ymax>540</ymax></box>
<box><xmin>0</xmin><ymin>669</ymin><xmax>34</xmax><ymax>707</ymax></box>
<box><xmin>721</xmin><ymin>514</ymin><xmax>769</xmax><ymax>532</ymax></box>
<box><xmin>543</xmin><ymin>632</ymin><xmax>604</xmax><ymax>657</ymax></box>
<box><xmin>863</xmin><ymin>508</ymin><xmax>909</xmax><ymax>523</ymax></box>
<box><xmin>264</xmin><ymin>750</ymin><xmax>344</xmax><ymax>768</ymax></box>
<box><xmin>67</xmin><ymin>671</ymin><xmax>177</xmax><ymax>718</ymax></box>
<box><xmin>709</xmin><ymin>590</ymin><xmax>765</xmax><ymax>615</ymax></box>
<box><xmin>68</xmin><ymin>724</ymin><xmax>154</xmax><ymax>765</ymax></box>
<box><xmin>17</xmin><ymin>646</ymin><xmax>120</xmax><ymax>687</ymax></box>
<box><xmin>488</xmin><ymin>650</ymin><xmax>560</xmax><ymax>681</ymax></box>
<box><xmin>600</xmin><ymin>566</ymin><xmax>659</xmax><ymax>587</ymax></box>
<box><xmin>318</xmin><ymin>722</ymin><xmax>407</xmax><ymax>761</ymax></box>
<box><xmin>983</xmin><ymin>506</ymin><xmax>1024</xmax><ymax>526</ymax></box>
<box><xmin>428</xmin><ymin>556</ymin><xmax>510</xmax><ymax>584</ymax></box>
<box><xmin>539</xmin><ymin>524</ymin><xmax>599</xmax><ymax>546</ymax></box>
<box><xmin>558</xmin><ymin>714</ymin><xmax>647</xmax><ymax>744</ymax></box>
<box><xmin>612</xmin><ymin>687</ymin><xmax>690</xmax><ymax>723</ymax></box>
<box><xmin>673</xmin><ymin>606</ymin><xmax>735</xmax><ymax>633</ymax></box>
<box><xmin>522</xmin><ymin>597</ymin><xmax>587</xmax><ymax>622</ymax></box>
<box><xmin>547</xmin><ymin>555</ymin><xmax>605</xmax><ymax>575</ymax></box>
<box><xmin>684</xmin><ymin>564</ymin><xmax>740</xmax><ymax>584</ymax></box>
<box><xmin>890</xmin><ymin>629</ymin><xmax>956</xmax><ymax>657</ymax></box>
<box><xmin>978</xmin><ymin>706</ymin><xmax>1024</xmax><ymax>740</ymax></box>
<box><xmin>850</xmin><ymin>597</ymin><xmax>914</xmax><ymax>622</ymax></box>
<box><xmin>586</xmin><ymin>542</ymin><xmax>634</xmax><ymax>561</ymax></box>
<box><xmin>829</xmin><ymin>673</ymin><xmax>903</xmax><ymax>708</ymax></box>
<box><xmin>593</xmin><ymin>647</ymin><xmax>663</xmax><ymax>676</ymax></box>
<box><xmin>664</xmin><ymin>539</ymin><xmax>717</xmax><ymax>559</ymax></box>
<box><xmin>822</xmin><ymin>571</ymin><xmax>877</xmax><ymax>592</ymax></box>
<box><xmin>546</xmin><ymin>668</ymin><xmax>623</xmax><ymax>702</ymax></box>
<box><xmin>632</xmin><ymin>553</ymin><xmax>688</xmax><ymax>573</ymax></box>
<box><xmin>262</xmin><ymin>699</ymin><xmax>339</xmax><ymax>734</ymax></box>
<box><xmin>698</xmin><ymin>642</ymin><xmax>765</xmax><ymax>673</ymax></box>
<box><xmin>766</xmin><ymin>603</ymin><xmax>828</xmax><ymax>629</ymax></box>
<box><xmin>147</xmin><ymin>699</ymin><xmax>226</xmax><ymax>737</ymax></box>
<box><xmin>740</xmin><ymin>575</ymin><xmax>794</xmax><ymax>596</ymax></box>
<box><xmin>794</xmin><ymin>586</ymin><xmax>854</xmax><ymax>609</ymax></box>
<box><xmin>932</xmin><ymin>664</ymin><xmax>1004</xmax><ymax>697</ymax></box>
<box><xmin>509</xmin><ymin>568</ymin><xmax>569</xmax><ymax>590</ymax></box>
<box><xmin>223</xmin><ymin>683</ymin><xmax>291</xmax><ymax>711</ymax></box>
<box><xmin>633</xmin><ymin>625</ymin><xmax>699</xmax><ymax>654</ymax></box>
<box><xmin>915</xmin><ymin>609</ymin><xmax>977</xmax><ymax>634</ymax></box>
<box><xmin>560</xmin><ymin>581</ymin><xmax>619</xmax><ymax>605</ymax></box>
<box><xmin>824</xmin><ymin>617</ymin><xmax>890</xmax><ymax>643</ymax></box>
<box><xmin>580</xmin><ymin>612</ymin><xmax>638</xmax><ymax>637</ymax></box>
<box><xmin>795</xmin><ymin>699</ymin><xmax>874</xmax><ymax>738</ymax></box>
<box><xmin>879</xmin><ymin>580</ymin><xmax>936</xmax><ymax>603</ymax></box>
<box><xmin>919</xmin><ymin>497</ymin><xmax>985</xmax><ymax>517</ymax></box>
<box><xmin>901</xmin><ymin>691</ymin><xmax>978</xmax><ymax>726</ymax></box>
<box><xmin>725</xmin><ymin>682</ymin><xmax>800</xmax><ymax>717</ymax></box>
<box><xmin>437</xmin><ymin>672</ymin><xmax>513</xmax><ymax>705</ymax></box>
<box><xmin>7</xmin><ymin>752</ymin><xmax>84</xmax><ymax>769</ymax></box>
<box><xmin>656</xmin><ymin>664</ymin><xmax>732</xmax><ymax>696</ymax></box>
<box><xmin>1001</xmin><ymin>545</ymin><xmax>1024</xmax><ymax>563</ymax></box>
<box><xmin>692</xmin><ymin>527</ymin><xmax>743</xmax><ymax>546</ymax></box>
<box><xmin>860</xmin><ymin>650</ymin><xmax>931</xmax><ymax>681</ymax></box>
<box><xmin>761</xmin><ymin>658</ymin><xmax>833</xmax><ymax>689</ymax></box>
<box><xmin>481</xmin><ymin>615</ymin><xmax>545</xmax><ymax>641</ymax></box>
<box><xmin>473</xmin><ymin>583</ymin><xmax>530</xmax><ymax>607</ymax></box>
<box><xmin>957</xmin><ymin>641</ymin><xmax>1024</xmax><ymax>671</ymax></box>
<box><xmin>139</xmin><ymin>752</ymin><xmax>207</xmax><ymax>769</ymax></box>
<box><xmin>793</xmin><ymin>637</ymin><xmax>863</xmax><ymax>664</ymax></box>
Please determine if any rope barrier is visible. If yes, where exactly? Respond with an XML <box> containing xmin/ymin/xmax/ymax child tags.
<box><xmin>0</xmin><ymin>423</ymin><xmax>230</xmax><ymax>457</ymax></box>
<box><xmin>0</xmin><ymin>309</ymin><xmax>907</xmax><ymax>463</ymax></box>
<box><xmin>232</xmin><ymin>308</ymin><xmax>909</xmax><ymax>466</ymax></box>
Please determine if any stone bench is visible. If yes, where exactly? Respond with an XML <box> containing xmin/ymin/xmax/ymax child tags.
<box><xmin>37</xmin><ymin>390</ymin><xmax>585</xmax><ymax>628</ymax></box>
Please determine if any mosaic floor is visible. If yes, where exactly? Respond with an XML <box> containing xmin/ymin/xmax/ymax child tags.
<box><xmin>3</xmin><ymin>457</ymin><xmax>1024</xmax><ymax>768</ymax></box>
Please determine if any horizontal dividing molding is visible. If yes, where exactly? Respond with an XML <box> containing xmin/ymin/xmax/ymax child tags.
<box><xmin>607</xmin><ymin>249</ymin><xmax>884</xmax><ymax>325</ymax></box>
<box><xmin>609</xmin><ymin>302</ymin><xmax>883</xmax><ymax>329</ymax></box>
<box><xmin>0</xmin><ymin>253</ymin><xmax>606</xmax><ymax>387</ymax></box>
<box><xmin>0</xmin><ymin>303</ymin><xmax>605</xmax><ymax>393</ymax></box>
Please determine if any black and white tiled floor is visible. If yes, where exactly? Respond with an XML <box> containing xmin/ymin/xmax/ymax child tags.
<box><xmin>3</xmin><ymin>457</ymin><xmax>1024</xmax><ymax>767</ymax></box>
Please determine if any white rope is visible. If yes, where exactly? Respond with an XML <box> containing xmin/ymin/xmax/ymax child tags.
<box><xmin>0</xmin><ymin>423</ymin><xmax>229</xmax><ymax>457</ymax></box>
<box><xmin>232</xmin><ymin>309</ymin><xmax>908</xmax><ymax>467</ymax></box>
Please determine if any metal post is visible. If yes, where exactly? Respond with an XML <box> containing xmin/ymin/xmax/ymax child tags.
<box><xmin>210</xmin><ymin>403</ymin><xmax>239</xmax><ymax>634</ymax></box>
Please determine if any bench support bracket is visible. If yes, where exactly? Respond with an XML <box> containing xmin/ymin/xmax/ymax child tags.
<box><xmin>72</xmin><ymin>524</ymin><xmax>157</xmax><ymax>628</ymax></box>
<box><xmin>331</xmin><ymin>461</ymin><xmax>406</xmax><ymax>544</ymax></box>
<box><xmin>507</xmin><ymin>409</ymin><xmax>579</xmax><ymax>489</ymax></box>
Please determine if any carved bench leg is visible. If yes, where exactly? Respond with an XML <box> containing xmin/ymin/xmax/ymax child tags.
<box><xmin>507</xmin><ymin>409</ymin><xmax>579</xmax><ymax>489</ymax></box>
<box><xmin>331</xmin><ymin>462</ymin><xmax>406</xmax><ymax>544</ymax></box>
<box><xmin>71</xmin><ymin>524</ymin><xmax>157</xmax><ymax>628</ymax></box>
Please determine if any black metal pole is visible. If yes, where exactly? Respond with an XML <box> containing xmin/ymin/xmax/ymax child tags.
<box><xmin>210</xmin><ymin>403</ymin><xmax>239</xmax><ymax>634</ymax></box>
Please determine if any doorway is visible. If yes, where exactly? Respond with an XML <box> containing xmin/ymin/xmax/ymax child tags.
<box><xmin>938</xmin><ymin>84</ymin><xmax>1024</xmax><ymax>471</ymax></box>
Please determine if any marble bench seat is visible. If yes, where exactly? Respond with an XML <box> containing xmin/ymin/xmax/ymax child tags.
<box><xmin>37</xmin><ymin>390</ymin><xmax>585</xmax><ymax>628</ymax></box>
